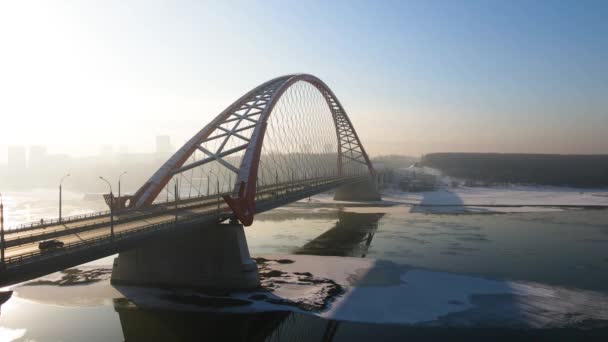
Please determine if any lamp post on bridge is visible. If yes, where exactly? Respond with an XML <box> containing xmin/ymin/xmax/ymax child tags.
<box><xmin>174</xmin><ymin>178</ymin><xmax>180</xmax><ymax>224</ymax></box>
<box><xmin>99</xmin><ymin>176</ymin><xmax>115</xmax><ymax>242</ymax></box>
<box><xmin>207</xmin><ymin>169</ymin><xmax>220</xmax><ymax>193</ymax></box>
<box><xmin>59</xmin><ymin>173</ymin><xmax>70</xmax><ymax>224</ymax></box>
<box><xmin>228</xmin><ymin>173</ymin><xmax>232</xmax><ymax>193</ymax></box>
<box><xmin>0</xmin><ymin>192</ymin><xmax>5</xmax><ymax>268</ymax></box>
<box><xmin>208</xmin><ymin>169</ymin><xmax>220</xmax><ymax>217</ymax></box>
<box><xmin>275</xmin><ymin>170</ymin><xmax>279</xmax><ymax>200</ymax></box>
<box><xmin>216</xmin><ymin>177</ymin><xmax>220</xmax><ymax>216</ymax></box>
<box><xmin>118</xmin><ymin>171</ymin><xmax>127</xmax><ymax>199</ymax></box>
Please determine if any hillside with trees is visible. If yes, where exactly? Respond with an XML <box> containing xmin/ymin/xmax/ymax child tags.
<box><xmin>421</xmin><ymin>153</ymin><xmax>608</xmax><ymax>188</ymax></box>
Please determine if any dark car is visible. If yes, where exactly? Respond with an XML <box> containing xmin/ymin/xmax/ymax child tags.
<box><xmin>38</xmin><ymin>239</ymin><xmax>65</xmax><ymax>251</ymax></box>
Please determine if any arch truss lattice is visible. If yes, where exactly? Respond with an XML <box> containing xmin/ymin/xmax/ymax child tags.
<box><xmin>129</xmin><ymin>74</ymin><xmax>375</xmax><ymax>225</ymax></box>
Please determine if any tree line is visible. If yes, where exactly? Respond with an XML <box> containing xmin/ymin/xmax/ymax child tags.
<box><xmin>421</xmin><ymin>153</ymin><xmax>608</xmax><ymax>188</ymax></box>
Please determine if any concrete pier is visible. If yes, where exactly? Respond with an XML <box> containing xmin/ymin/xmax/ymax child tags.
<box><xmin>334</xmin><ymin>178</ymin><xmax>381</xmax><ymax>201</ymax></box>
<box><xmin>111</xmin><ymin>222</ymin><xmax>259</xmax><ymax>290</ymax></box>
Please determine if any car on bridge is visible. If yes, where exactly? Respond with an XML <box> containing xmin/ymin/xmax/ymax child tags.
<box><xmin>38</xmin><ymin>239</ymin><xmax>65</xmax><ymax>251</ymax></box>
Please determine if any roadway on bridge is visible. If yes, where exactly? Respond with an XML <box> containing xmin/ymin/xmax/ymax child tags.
<box><xmin>4</xmin><ymin>194</ymin><xmax>223</xmax><ymax>238</ymax></box>
<box><xmin>4</xmin><ymin>198</ymin><xmax>220</xmax><ymax>262</ymax></box>
<box><xmin>2</xmin><ymin>176</ymin><xmax>361</xmax><ymax>265</ymax></box>
<box><xmin>3</xmin><ymin>195</ymin><xmax>221</xmax><ymax>244</ymax></box>
<box><xmin>3</xmin><ymin>178</ymin><xmax>319</xmax><ymax>246</ymax></box>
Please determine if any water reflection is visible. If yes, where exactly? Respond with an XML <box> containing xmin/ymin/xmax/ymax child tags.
<box><xmin>295</xmin><ymin>211</ymin><xmax>384</xmax><ymax>257</ymax></box>
<box><xmin>114</xmin><ymin>301</ymin><xmax>350</xmax><ymax>342</ymax></box>
<box><xmin>114</xmin><ymin>301</ymin><xmax>288</xmax><ymax>341</ymax></box>
<box><xmin>113</xmin><ymin>300</ymin><xmax>608</xmax><ymax>342</ymax></box>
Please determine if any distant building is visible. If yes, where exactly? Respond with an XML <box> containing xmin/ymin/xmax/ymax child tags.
<box><xmin>7</xmin><ymin>145</ymin><xmax>26</xmax><ymax>170</ymax></box>
<box><xmin>100</xmin><ymin>145</ymin><xmax>114</xmax><ymax>158</ymax></box>
<box><xmin>155</xmin><ymin>135</ymin><xmax>172</xmax><ymax>158</ymax></box>
<box><xmin>29</xmin><ymin>145</ymin><xmax>48</xmax><ymax>168</ymax></box>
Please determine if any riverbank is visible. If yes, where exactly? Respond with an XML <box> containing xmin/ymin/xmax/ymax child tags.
<box><xmin>306</xmin><ymin>185</ymin><xmax>608</xmax><ymax>214</ymax></box>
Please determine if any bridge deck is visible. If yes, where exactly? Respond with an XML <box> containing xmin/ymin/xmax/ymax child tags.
<box><xmin>0</xmin><ymin>176</ymin><xmax>369</xmax><ymax>287</ymax></box>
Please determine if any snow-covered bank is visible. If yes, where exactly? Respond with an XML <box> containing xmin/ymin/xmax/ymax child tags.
<box><xmin>383</xmin><ymin>185</ymin><xmax>608</xmax><ymax>207</ymax></box>
<box><xmin>393</xmin><ymin>166</ymin><xmax>608</xmax><ymax>212</ymax></box>
<box><xmin>303</xmin><ymin>185</ymin><xmax>608</xmax><ymax>214</ymax></box>
<box><xmin>13</xmin><ymin>255</ymin><xmax>608</xmax><ymax>329</ymax></box>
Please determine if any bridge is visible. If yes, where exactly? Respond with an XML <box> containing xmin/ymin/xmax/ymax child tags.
<box><xmin>0</xmin><ymin>74</ymin><xmax>380</xmax><ymax>289</ymax></box>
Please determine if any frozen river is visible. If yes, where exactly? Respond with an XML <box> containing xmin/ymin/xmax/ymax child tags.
<box><xmin>1</xmin><ymin>188</ymin><xmax>608</xmax><ymax>341</ymax></box>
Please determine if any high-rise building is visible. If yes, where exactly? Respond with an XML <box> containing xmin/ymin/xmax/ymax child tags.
<box><xmin>155</xmin><ymin>135</ymin><xmax>172</xmax><ymax>158</ymax></box>
<box><xmin>7</xmin><ymin>145</ymin><xmax>26</xmax><ymax>170</ymax></box>
<box><xmin>100</xmin><ymin>145</ymin><xmax>114</xmax><ymax>158</ymax></box>
<box><xmin>29</xmin><ymin>145</ymin><xmax>48</xmax><ymax>168</ymax></box>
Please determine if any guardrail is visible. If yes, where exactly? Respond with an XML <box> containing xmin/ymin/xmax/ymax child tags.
<box><xmin>7</xmin><ymin>175</ymin><xmax>348</xmax><ymax>233</ymax></box>
<box><xmin>3</xmin><ymin>197</ymin><xmax>221</xmax><ymax>247</ymax></box>
<box><xmin>6</xmin><ymin>189</ymin><xmax>222</xmax><ymax>233</ymax></box>
<box><xmin>2</xmin><ymin>175</ymin><xmax>367</xmax><ymax>267</ymax></box>
<box><xmin>6</xmin><ymin>176</ymin><xmax>354</xmax><ymax>240</ymax></box>
<box><xmin>8</xmin><ymin>209</ymin><xmax>112</xmax><ymax>232</ymax></box>
<box><xmin>7</xmin><ymin>179</ymin><xmax>294</xmax><ymax>233</ymax></box>
<box><xmin>4</xmin><ymin>208</ymin><xmax>219</xmax><ymax>267</ymax></box>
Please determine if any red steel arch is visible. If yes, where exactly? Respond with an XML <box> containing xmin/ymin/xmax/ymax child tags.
<box><xmin>130</xmin><ymin>74</ymin><xmax>375</xmax><ymax>225</ymax></box>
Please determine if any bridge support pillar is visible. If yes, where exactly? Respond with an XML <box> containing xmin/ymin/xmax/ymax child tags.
<box><xmin>334</xmin><ymin>178</ymin><xmax>381</xmax><ymax>201</ymax></box>
<box><xmin>111</xmin><ymin>222</ymin><xmax>259</xmax><ymax>290</ymax></box>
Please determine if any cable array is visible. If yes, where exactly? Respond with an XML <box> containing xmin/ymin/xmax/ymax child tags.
<box><xmin>133</xmin><ymin>74</ymin><xmax>373</xmax><ymax>210</ymax></box>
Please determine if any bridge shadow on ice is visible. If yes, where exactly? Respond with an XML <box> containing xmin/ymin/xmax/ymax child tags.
<box><xmin>293</xmin><ymin>211</ymin><xmax>384</xmax><ymax>258</ymax></box>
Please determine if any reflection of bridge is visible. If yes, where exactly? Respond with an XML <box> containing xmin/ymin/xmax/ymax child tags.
<box><xmin>295</xmin><ymin>211</ymin><xmax>384</xmax><ymax>258</ymax></box>
<box><xmin>0</xmin><ymin>74</ymin><xmax>380</xmax><ymax>288</ymax></box>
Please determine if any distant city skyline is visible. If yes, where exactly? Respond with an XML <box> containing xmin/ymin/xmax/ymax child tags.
<box><xmin>0</xmin><ymin>135</ymin><xmax>177</xmax><ymax>193</ymax></box>
<box><xmin>1</xmin><ymin>135</ymin><xmax>175</xmax><ymax>165</ymax></box>
<box><xmin>0</xmin><ymin>1</ymin><xmax>606</xmax><ymax>159</ymax></box>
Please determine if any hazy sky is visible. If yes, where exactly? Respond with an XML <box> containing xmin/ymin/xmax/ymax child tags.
<box><xmin>0</xmin><ymin>0</ymin><xmax>606</xmax><ymax>160</ymax></box>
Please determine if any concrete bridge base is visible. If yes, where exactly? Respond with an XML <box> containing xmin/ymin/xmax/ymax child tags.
<box><xmin>111</xmin><ymin>222</ymin><xmax>259</xmax><ymax>290</ymax></box>
<box><xmin>334</xmin><ymin>178</ymin><xmax>381</xmax><ymax>201</ymax></box>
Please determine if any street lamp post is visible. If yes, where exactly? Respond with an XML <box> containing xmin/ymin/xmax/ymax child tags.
<box><xmin>174</xmin><ymin>179</ymin><xmax>179</xmax><ymax>224</ymax></box>
<box><xmin>208</xmin><ymin>169</ymin><xmax>220</xmax><ymax>217</ymax></box>
<box><xmin>118</xmin><ymin>171</ymin><xmax>127</xmax><ymax>199</ymax></box>
<box><xmin>99</xmin><ymin>176</ymin><xmax>114</xmax><ymax>242</ymax></box>
<box><xmin>0</xmin><ymin>192</ymin><xmax>5</xmax><ymax>267</ymax></box>
<box><xmin>275</xmin><ymin>170</ymin><xmax>279</xmax><ymax>200</ymax></box>
<box><xmin>216</xmin><ymin>178</ymin><xmax>220</xmax><ymax>216</ymax></box>
<box><xmin>59</xmin><ymin>174</ymin><xmax>70</xmax><ymax>224</ymax></box>
<box><xmin>208</xmin><ymin>169</ymin><xmax>217</xmax><ymax>195</ymax></box>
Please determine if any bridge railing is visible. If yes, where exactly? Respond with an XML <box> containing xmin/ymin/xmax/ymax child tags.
<box><xmin>6</xmin><ymin>176</ymin><xmax>366</xmax><ymax>245</ymax></box>
<box><xmin>7</xmin><ymin>174</ymin><xmax>360</xmax><ymax>234</ymax></box>
<box><xmin>3</xmin><ymin>203</ymin><xmax>223</xmax><ymax>267</ymax></box>
<box><xmin>2</xmin><ymin>175</ymin><xmax>369</xmax><ymax>268</ymax></box>
<box><xmin>6</xmin><ymin>192</ymin><xmax>225</xmax><ymax>241</ymax></box>
<box><xmin>6</xmin><ymin>188</ymin><xmax>218</xmax><ymax>233</ymax></box>
<box><xmin>8</xmin><ymin>209</ymin><xmax>112</xmax><ymax>232</ymax></box>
